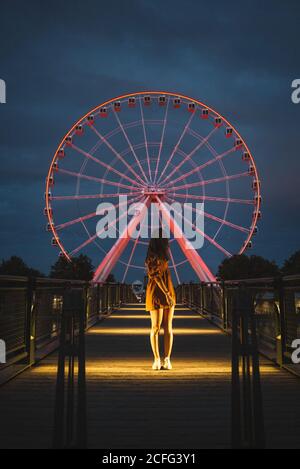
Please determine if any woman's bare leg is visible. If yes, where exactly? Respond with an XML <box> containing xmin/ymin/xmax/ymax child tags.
<box><xmin>163</xmin><ymin>306</ymin><xmax>175</xmax><ymax>358</ymax></box>
<box><xmin>150</xmin><ymin>308</ymin><xmax>164</xmax><ymax>359</ymax></box>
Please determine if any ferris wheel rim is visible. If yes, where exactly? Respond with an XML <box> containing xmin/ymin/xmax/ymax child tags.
<box><xmin>45</xmin><ymin>90</ymin><xmax>261</xmax><ymax>266</ymax></box>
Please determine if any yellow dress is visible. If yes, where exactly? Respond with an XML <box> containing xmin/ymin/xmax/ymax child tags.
<box><xmin>145</xmin><ymin>255</ymin><xmax>176</xmax><ymax>311</ymax></box>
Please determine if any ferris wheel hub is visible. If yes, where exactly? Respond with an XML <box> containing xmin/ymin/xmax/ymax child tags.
<box><xmin>142</xmin><ymin>186</ymin><xmax>166</xmax><ymax>200</ymax></box>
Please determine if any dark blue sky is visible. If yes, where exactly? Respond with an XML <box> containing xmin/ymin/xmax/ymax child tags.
<box><xmin>0</xmin><ymin>0</ymin><xmax>299</xmax><ymax>278</ymax></box>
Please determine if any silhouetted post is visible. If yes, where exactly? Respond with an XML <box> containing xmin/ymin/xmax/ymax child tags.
<box><xmin>231</xmin><ymin>283</ymin><xmax>265</xmax><ymax>449</ymax></box>
<box><xmin>76</xmin><ymin>284</ymin><xmax>87</xmax><ymax>448</ymax></box>
<box><xmin>52</xmin><ymin>282</ymin><xmax>87</xmax><ymax>449</ymax></box>
<box><xmin>53</xmin><ymin>282</ymin><xmax>70</xmax><ymax>448</ymax></box>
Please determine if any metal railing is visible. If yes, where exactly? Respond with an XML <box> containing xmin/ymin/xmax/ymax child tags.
<box><xmin>0</xmin><ymin>275</ymin><xmax>135</xmax><ymax>371</ymax></box>
<box><xmin>51</xmin><ymin>280</ymin><xmax>135</xmax><ymax>449</ymax></box>
<box><xmin>176</xmin><ymin>275</ymin><xmax>300</xmax><ymax>365</ymax></box>
<box><xmin>52</xmin><ymin>282</ymin><xmax>88</xmax><ymax>449</ymax></box>
<box><xmin>176</xmin><ymin>275</ymin><xmax>300</xmax><ymax>449</ymax></box>
<box><xmin>0</xmin><ymin>274</ymin><xmax>135</xmax><ymax>448</ymax></box>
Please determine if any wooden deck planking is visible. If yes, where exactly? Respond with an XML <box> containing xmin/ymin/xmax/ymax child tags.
<box><xmin>0</xmin><ymin>303</ymin><xmax>299</xmax><ymax>448</ymax></box>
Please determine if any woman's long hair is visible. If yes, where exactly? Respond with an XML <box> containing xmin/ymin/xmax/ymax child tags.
<box><xmin>146</xmin><ymin>226</ymin><xmax>169</xmax><ymax>261</ymax></box>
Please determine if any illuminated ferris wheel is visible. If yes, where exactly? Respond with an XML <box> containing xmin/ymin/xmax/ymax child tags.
<box><xmin>45</xmin><ymin>91</ymin><xmax>261</xmax><ymax>284</ymax></box>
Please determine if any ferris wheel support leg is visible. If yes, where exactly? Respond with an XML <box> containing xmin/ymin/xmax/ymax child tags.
<box><xmin>93</xmin><ymin>197</ymin><xmax>150</xmax><ymax>284</ymax></box>
<box><xmin>155</xmin><ymin>197</ymin><xmax>216</xmax><ymax>283</ymax></box>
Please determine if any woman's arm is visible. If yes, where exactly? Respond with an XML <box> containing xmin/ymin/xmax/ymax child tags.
<box><xmin>154</xmin><ymin>277</ymin><xmax>174</xmax><ymax>306</ymax></box>
<box><xmin>145</xmin><ymin>256</ymin><xmax>163</xmax><ymax>279</ymax></box>
<box><xmin>153</xmin><ymin>276</ymin><xmax>169</xmax><ymax>295</ymax></box>
<box><xmin>146</xmin><ymin>257</ymin><xmax>174</xmax><ymax>305</ymax></box>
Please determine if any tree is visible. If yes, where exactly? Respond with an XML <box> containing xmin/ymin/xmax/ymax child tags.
<box><xmin>282</xmin><ymin>250</ymin><xmax>300</xmax><ymax>275</ymax></box>
<box><xmin>0</xmin><ymin>256</ymin><xmax>44</xmax><ymax>277</ymax></box>
<box><xmin>50</xmin><ymin>254</ymin><xmax>94</xmax><ymax>281</ymax></box>
<box><xmin>217</xmin><ymin>254</ymin><xmax>279</xmax><ymax>280</ymax></box>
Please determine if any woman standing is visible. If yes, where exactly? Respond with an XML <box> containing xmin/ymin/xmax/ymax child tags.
<box><xmin>145</xmin><ymin>227</ymin><xmax>176</xmax><ymax>370</ymax></box>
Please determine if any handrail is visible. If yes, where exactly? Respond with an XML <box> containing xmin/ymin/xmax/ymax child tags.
<box><xmin>175</xmin><ymin>276</ymin><xmax>300</xmax><ymax>449</ymax></box>
<box><xmin>0</xmin><ymin>276</ymin><xmax>135</xmax><ymax>376</ymax></box>
<box><xmin>176</xmin><ymin>276</ymin><xmax>300</xmax><ymax>365</ymax></box>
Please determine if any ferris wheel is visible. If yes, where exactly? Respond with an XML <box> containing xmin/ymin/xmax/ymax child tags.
<box><xmin>45</xmin><ymin>91</ymin><xmax>261</xmax><ymax>284</ymax></box>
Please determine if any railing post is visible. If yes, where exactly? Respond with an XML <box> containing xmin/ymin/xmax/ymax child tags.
<box><xmin>76</xmin><ymin>284</ymin><xmax>87</xmax><ymax>448</ymax></box>
<box><xmin>210</xmin><ymin>282</ymin><xmax>214</xmax><ymax>315</ymax></box>
<box><xmin>53</xmin><ymin>282</ymin><xmax>87</xmax><ymax>449</ymax></box>
<box><xmin>115</xmin><ymin>283</ymin><xmax>119</xmax><ymax>306</ymax></box>
<box><xmin>222</xmin><ymin>281</ymin><xmax>228</xmax><ymax>330</ymax></box>
<box><xmin>112</xmin><ymin>284</ymin><xmax>115</xmax><ymax>307</ymax></box>
<box><xmin>120</xmin><ymin>284</ymin><xmax>123</xmax><ymax>304</ymax></box>
<box><xmin>231</xmin><ymin>285</ymin><xmax>241</xmax><ymax>448</ymax></box>
<box><xmin>53</xmin><ymin>282</ymin><xmax>69</xmax><ymax>448</ymax></box>
<box><xmin>116</xmin><ymin>283</ymin><xmax>118</xmax><ymax>305</ymax></box>
<box><xmin>198</xmin><ymin>285</ymin><xmax>202</xmax><ymax>312</ymax></box>
<box><xmin>103</xmin><ymin>284</ymin><xmax>107</xmax><ymax>312</ymax></box>
<box><xmin>96</xmin><ymin>283</ymin><xmax>100</xmax><ymax>317</ymax></box>
<box><xmin>231</xmin><ymin>283</ymin><xmax>265</xmax><ymax>449</ymax></box>
<box><xmin>275</xmin><ymin>276</ymin><xmax>287</xmax><ymax>366</ymax></box>
<box><xmin>249</xmin><ymin>291</ymin><xmax>265</xmax><ymax>449</ymax></box>
<box><xmin>107</xmin><ymin>284</ymin><xmax>109</xmax><ymax>310</ymax></box>
<box><xmin>84</xmin><ymin>284</ymin><xmax>91</xmax><ymax>329</ymax></box>
<box><xmin>100</xmin><ymin>283</ymin><xmax>104</xmax><ymax>314</ymax></box>
<box><xmin>200</xmin><ymin>282</ymin><xmax>205</xmax><ymax>313</ymax></box>
<box><xmin>24</xmin><ymin>276</ymin><xmax>36</xmax><ymax>366</ymax></box>
<box><xmin>180</xmin><ymin>284</ymin><xmax>183</xmax><ymax>304</ymax></box>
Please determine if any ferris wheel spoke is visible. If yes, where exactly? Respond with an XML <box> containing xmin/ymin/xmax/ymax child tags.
<box><xmin>164</xmin><ymin>197</ymin><xmax>232</xmax><ymax>257</ymax></box>
<box><xmin>153</xmin><ymin>97</ymin><xmax>170</xmax><ymax>183</ymax></box>
<box><xmin>139</xmin><ymin>99</ymin><xmax>152</xmax><ymax>183</ymax></box>
<box><xmin>156</xmin><ymin>111</ymin><xmax>195</xmax><ymax>185</ymax></box>
<box><xmin>93</xmin><ymin>196</ymin><xmax>151</xmax><ymax>283</ymax></box>
<box><xmin>166</xmin><ymin>198</ymin><xmax>232</xmax><ymax>257</ymax></box>
<box><xmin>87</xmin><ymin>122</ymin><xmax>140</xmax><ymax>157</ymax></box>
<box><xmin>71</xmin><ymin>143</ymin><xmax>143</xmax><ymax>188</ymax></box>
<box><xmin>166</xmin><ymin>196</ymin><xmax>250</xmax><ymax>234</ymax></box>
<box><xmin>169</xmin><ymin>192</ymin><xmax>254</xmax><ymax>205</ymax></box>
<box><xmin>167</xmin><ymin>171</ymin><xmax>249</xmax><ymax>192</ymax></box>
<box><xmin>57</xmin><ymin>168</ymin><xmax>142</xmax><ymax>191</ymax></box>
<box><xmin>56</xmin><ymin>211</ymin><xmax>96</xmax><ymax>231</ymax></box>
<box><xmin>168</xmin><ymin>244</ymin><xmax>181</xmax><ymax>284</ymax></box>
<box><xmin>155</xmin><ymin>196</ymin><xmax>215</xmax><ymax>282</ymax></box>
<box><xmin>69</xmin><ymin>194</ymin><xmax>145</xmax><ymax>256</ymax></box>
<box><xmin>89</xmin><ymin>124</ymin><xmax>147</xmax><ymax>186</ymax></box>
<box><xmin>55</xmin><ymin>193</ymin><xmax>141</xmax><ymax>231</ymax></box>
<box><xmin>162</xmin><ymin>127</ymin><xmax>218</xmax><ymax>186</ymax></box>
<box><xmin>51</xmin><ymin>192</ymin><xmax>140</xmax><ymax>201</ymax></box>
<box><xmin>122</xmin><ymin>231</ymin><xmax>142</xmax><ymax>283</ymax></box>
<box><xmin>113</xmin><ymin>112</ymin><xmax>149</xmax><ymax>184</ymax></box>
<box><xmin>164</xmin><ymin>144</ymin><xmax>236</xmax><ymax>188</ymax></box>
